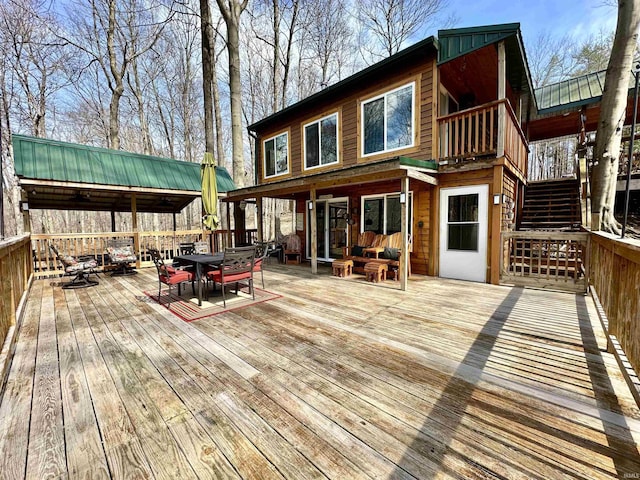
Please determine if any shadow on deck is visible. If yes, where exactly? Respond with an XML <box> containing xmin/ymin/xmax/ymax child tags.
<box><xmin>0</xmin><ymin>264</ymin><xmax>638</xmax><ymax>479</ymax></box>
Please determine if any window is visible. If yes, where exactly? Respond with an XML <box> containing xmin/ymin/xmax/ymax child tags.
<box><xmin>362</xmin><ymin>83</ymin><xmax>415</xmax><ymax>156</ymax></box>
<box><xmin>304</xmin><ymin>113</ymin><xmax>338</xmax><ymax>169</ymax></box>
<box><xmin>263</xmin><ymin>132</ymin><xmax>289</xmax><ymax>178</ymax></box>
<box><xmin>362</xmin><ymin>192</ymin><xmax>412</xmax><ymax>235</ymax></box>
<box><xmin>447</xmin><ymin>193</ymin><xmax>479</xmax><ymax>251</ymax></box>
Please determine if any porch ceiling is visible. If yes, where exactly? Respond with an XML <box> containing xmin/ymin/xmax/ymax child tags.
<box><xmin>224</xmin><ymin>157</ymin><xmax>438</xmax><ymax>202</ymax></box>
<box><xmin>20</xmin><ymin>178</ymin><xmax>200</xmax><ymax>213</ymax></box>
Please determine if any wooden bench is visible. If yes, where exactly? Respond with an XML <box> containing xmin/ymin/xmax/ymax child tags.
<box><xmin>364</xmin><ymin>262</ymin><xmax>387</xmax><ymax>283</ymax></box>
<box><xmin>332</xmin><ymin>259</ymin><xmax>353</xmax><ymax>277</ymax></box>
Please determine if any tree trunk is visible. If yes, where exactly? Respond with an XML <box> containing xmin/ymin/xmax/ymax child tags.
<box><xmin>591</xmin><ymin>0</ymin><xmax>640</xmax><ymax>232</ymax></box>
<box><xmin>106</xmin><ymin>0</ymin><xmax>124</xmax><ymax>150</ymax></box>
<box><xmin>200</xmin><ymin>0</ymin><xmax>216</xmax><ymax>155</ymax></box>
<box><xmin>216</xmin><ymin>0</ymin><xmax>249</xmax><ymax>188</ymax></box>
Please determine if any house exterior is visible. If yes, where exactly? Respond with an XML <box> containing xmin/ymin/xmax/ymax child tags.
<box><xmin>227</xmin><ymin>23</ymin><xmax>635</xmax><ymax>289</ymax></box>
<box><xmin>224</xmin><ymin>23</ymin><xmax>534</xmax><ymax>288</ymax></box>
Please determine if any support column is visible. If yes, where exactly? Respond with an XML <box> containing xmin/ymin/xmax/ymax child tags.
<box><xmin>310</xmin><ymin>188</ymin><xmax>317</xmax><ymax>274</ymax></box>
<box><xmin>131</xmin><ymin>194</ymin><xmax>140</xmax><ymax>268</ymax></box>
<box><xmin>111</xmin><ymin>211</ymin><xmax>116</xmax><ymax>232</ymax></box>
<box><xmin>256</xmin><ymin>196</ymin><xmax>263</xmax><ymax>242</ymax></box>
<box><xmin>400</xmin><ymin>176</ymin><xmax>409</xmax><ymax>291</ymax></box>
<box><xmin>233</xmin><ymin>201</ymin><xmax>246</xmax><ymax>246</ymax></box>
<box><xmin>21</xmin><ymin>189</ymin><xmax>30</xmax><ymax>234</ymax></box>
<box><xmin>226</xmin><ymin>202</ymin><xmax>232</xmax><ymax>249</ymax></box>
<box><xmin>490</xmin><ymin>165</ymin><xmax>504</xmax><ymax>285</ymax></box>
<box><xmin>497</xmin><ymin>40</ymin><xmax>506</xmax><ymax>158</ymax></box>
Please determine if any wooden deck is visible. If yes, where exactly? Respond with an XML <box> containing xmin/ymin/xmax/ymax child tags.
<box><xmin>1</xmin><ymin>264</ymin><xmax>639</xmax><ymax>479</ymax></box>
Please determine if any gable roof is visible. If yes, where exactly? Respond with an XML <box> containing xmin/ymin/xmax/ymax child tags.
<box><xmin>12</xmin><ymin>135</ymin><xmax>236</xmax><ymax>213</ymax></box>
<box><xmin>13</xmin><ymin>134</ymin><xmax>236</xmax><ymax>192</ymax></box>
<box><xmin>438</xmin><ymin>23</ymin><xmax>536</xmax><ymax>108</ymax></box>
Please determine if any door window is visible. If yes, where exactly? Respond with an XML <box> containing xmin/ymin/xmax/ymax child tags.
<box><xmin>447</xmin><ymin>193</ymin><xmax>479</xmax><ymax>251</ymax></box>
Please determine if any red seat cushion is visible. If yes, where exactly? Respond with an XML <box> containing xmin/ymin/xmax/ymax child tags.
<box><xmin>206</xmin><ymin>270</ymin><xmax>252</xmax><ymax>283</ymax></box>
<box><xmin>160</xmin><ymin>270</ymin><xmax>193</xmax><ymax>285</ymax></box>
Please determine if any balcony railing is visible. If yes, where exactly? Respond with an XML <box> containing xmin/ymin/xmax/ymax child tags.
<box><xmin>438</xmin><ymin>99</ymin><xmax>528</xmax><ymax>177</ymax></box>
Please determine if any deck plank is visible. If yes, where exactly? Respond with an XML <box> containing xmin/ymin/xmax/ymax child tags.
<box><xmin>1</xmin><ymin>266</ymin><xmax>640</xmax><ymax>479</ymax></box>
<box><xmin>72</xmin><ymin>288</ymin><xmax>199</xmax><ymax>480</ymax></box>
<box><xmin>0</xmin><ymin>281</ymin><xmax>42</xmax><ymax>480</ymax></box>
<box><xmin>26</xmin><ymin>282</ymin><xmax>66</xmax><ymax>479</ymax></box>
<box><xmin>64</xmin><ymin>288</ymin><xmax>154</xmax><ymax>479</ymax></box>
<box><xmin>53</xmin><ymin>286</ymin><xmax>110</xmax><ymax>479</ymax></box>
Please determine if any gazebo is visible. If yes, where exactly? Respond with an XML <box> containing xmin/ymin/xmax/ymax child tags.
<box><xmin>11</xmin><ymin>135</ymin><xmax>237</xmax><ymax>272</ymax></box>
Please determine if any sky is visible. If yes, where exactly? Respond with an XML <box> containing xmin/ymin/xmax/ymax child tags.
<box><xmin>444</xmin><ymin>0</ymin><xmax>618</xmax><ymax>49</ymax></box>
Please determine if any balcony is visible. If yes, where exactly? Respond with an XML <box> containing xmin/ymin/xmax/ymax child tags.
<box><xmin>437</xmin><ymin>99</ymin><xmax>529</xmax><ymax>178</ymax></box>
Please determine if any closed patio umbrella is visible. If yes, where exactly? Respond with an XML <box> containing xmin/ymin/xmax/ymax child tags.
<box><xmin>201</xmin><ymin>152</ymin><xmax>219</xmax><ymax>230</ymax></box>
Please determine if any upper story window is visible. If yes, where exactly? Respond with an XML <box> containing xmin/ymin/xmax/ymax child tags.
<box><xmin>263</xmin><ymin>131</ymin><xmax>289</xmax><ymax>178</ymax></box>
<box><xmin>362</xmin><ymin>82</ymin><xmax>415</xmax><ymax>156</ymax></box>
<box><xmin>304</xmin><ymin>113</ymin><xmax>338</xmax><ymax>170</ymax></box>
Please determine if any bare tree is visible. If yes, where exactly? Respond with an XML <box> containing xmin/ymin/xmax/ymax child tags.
<box><xmin>58</xmin><ymin>0</ymin><xmax>175</xmax><ymax>149</ymax></box>
<box><xmin>0</xmin><ymin>0</ymin><xmax>70</xmax><ymax>137</ymax></box>
<box><xmin>357</xmin><ymin>0</ymin><xmax>447</xmax><ymax>59</ymax></box>
<box><xmin>591</xmin><ymin>0</ymin><xmax>640</xmax><ymax>232</ymax></box>
<box><xmin>527</xmin><ymin>31</ymin><xmax>577</xmax><ymax>87</ymax></box>
<box><xmin>571</xmin><ymin>30</ymin><xmax>614</xmax><ymax>78</ymax></box>
<box><xmin>215</xmin><ymin>0</ymin><xmax>249</xmax><ymax>187</ymax></box>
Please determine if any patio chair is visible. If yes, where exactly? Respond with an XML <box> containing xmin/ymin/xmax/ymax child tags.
<box><xmin>252</xmin><ymin>243</ymin><xmax>272</xmax><ymax>289</ymax></box>
<box><xmin>205</xmin><ymin>245</ymin><xmax>256</xmax><ymax>307</ymax></box>
<box><xmin>106</xmin><ymin>239</ymin><xmax>137</xmax><ymax>276</ymax></box>
<box><xmin>49</xmin><ymin>243</ymin><xmax>99</xmax><ymax>289</ymax></box>
<box><xmin>193</xmin><ymin>240</ymin><xmax>210</xmax><ymax>254</ymax></box>
<box><xmin>283</xmin><ymin>234</ymin><xmax>301</xmax><ymax>264</ymax></box>
<box><xmin>148</xmin><ymin>247</ymin><xmax>194</xmax><ymax>307</ymax></box>
<box><xmin>179</xmin><ymin>242</ymin><xmax>195</xmax><ymax>255</ymax></box>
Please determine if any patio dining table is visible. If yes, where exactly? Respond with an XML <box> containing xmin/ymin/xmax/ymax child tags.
<box><xmin>173</xmin><ymin>252</ymin><xmax>224</xmax><ymax>306</ymax></box>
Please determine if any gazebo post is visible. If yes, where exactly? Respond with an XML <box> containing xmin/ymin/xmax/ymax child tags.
<box><xmin>226</xmin><ymin>202</ymin><xmax>232</xmax><ymax>249</ymax></box>
<box><xmin>256</xmin><ymin>196</ymin><xmax>263</xmax><ymax>242</ymax></box>
<box><xmin>131</xmin><ymin>193</ymin><xmax>140</xmax><ymax>268</ymax></box>
<box><xmin>111</xmin><ymin>211</ymin><xmax>116</xmax><ymax>232</ymax></box>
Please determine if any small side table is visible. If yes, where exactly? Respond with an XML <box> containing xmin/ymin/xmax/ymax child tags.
<box><xmin>332</xmin><ymin>259</ymin><xmax>353</xmax><ymax>277</ymax></box>
<box><xmin>365</xmin><ymin>262</ymin><xmax>387</xmax><ymax>282</ymax></box>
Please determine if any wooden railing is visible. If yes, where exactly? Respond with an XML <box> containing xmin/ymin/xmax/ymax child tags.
<box><xmin>31</xmin><ymin>228</ymin><xmax>257</xmax><ymax>277</ymax></box>
<box><xmin>438</xmin><ymin>100</ymin><xmax>499</xmax><ymax>161</ymax></box>
<box><xmin>503</xmin><ymin>101</ymin><xmax>528</xmax><ymax>178</ymax></box>
<box><xmin>0</xmin><ymin>235</ymin><xmax>33</xmax><ymax>363</ymax></box>
<box><xmin>501</xmin><ymin>231</ymin><xmax>589</xmax><ymax>293</ymax></box>
<box><xmin>437</xmin><ymin>99</ymin><xmax>528</xmax><ymax>177</ymax></box>
<box><xmin>590</xmin><ymin>232</ymin><xmax>640</xmax><ymax>376</ymax></box>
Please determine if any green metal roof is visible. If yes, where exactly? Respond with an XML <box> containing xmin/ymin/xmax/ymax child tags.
<box><xmin>12</xmin><ymin>134</ymin><xmax>235</xmax><ymax>192</ymax></box>
<box><xmin>534</xmin><ymin>70</ymin><xmax>618</xmax><ymax>113</ymax></box>
<box><xmin>437</xmin><ymin>23</ymin><xmax>520</xmax><ymax>64</ymax></box>
<box><xmin>398</xmin><ymin>156</ymin><xmax>438</xmax><ymax>171</ymax></box>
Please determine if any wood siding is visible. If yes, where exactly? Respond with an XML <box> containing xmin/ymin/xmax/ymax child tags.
<box><xmin>255</xmin><ymin>57</ymin><xmax>436</xmax><ymax>184</ymax></box>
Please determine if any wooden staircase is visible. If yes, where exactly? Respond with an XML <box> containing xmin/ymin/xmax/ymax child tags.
<box><xmin>519</xmin><ymin>178</ymin><xmax>582</xmax><ymax>231</ymax></box>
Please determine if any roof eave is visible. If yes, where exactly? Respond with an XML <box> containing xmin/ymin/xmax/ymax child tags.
<box><xmin>248</xmin><ymin>36</ymin><xmax>437</xmax><ymax>132</ymax></box>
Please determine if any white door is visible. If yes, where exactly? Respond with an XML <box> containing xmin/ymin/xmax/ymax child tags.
<box><xmin>439</xmin><ymin>185</ymin><xmax>488</xmax><ymax>282</ymax></box>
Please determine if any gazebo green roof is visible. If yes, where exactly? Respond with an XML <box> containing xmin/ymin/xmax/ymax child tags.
<box><xmin>12</xmin><ymin>135</ymin><xmax>235</xmax><ymax>213</ymax></box>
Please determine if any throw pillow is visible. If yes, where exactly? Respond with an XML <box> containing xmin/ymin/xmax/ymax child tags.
<box><xmin>383</xmin><ymin>247</ymin><xmax>400</xmax><ymax>260</ymax></box>
<box><xmin>351</xmin><ymin>245</ymin><xmax>364</xmax><ymax>256</ymax></box>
